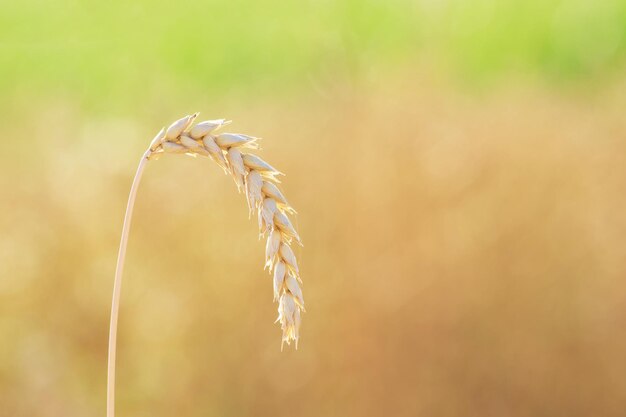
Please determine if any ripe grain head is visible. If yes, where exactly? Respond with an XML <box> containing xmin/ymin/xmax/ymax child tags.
<box><xmin>149</xmin><ymin>114</ymin><xmax>304</xmax><ymax>347</ymax></box>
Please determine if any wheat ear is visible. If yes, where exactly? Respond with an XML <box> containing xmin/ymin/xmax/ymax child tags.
<box><xmin>107</xmin><ymin>113</ymin><xmax>304</xmax><ymax>417</ymax></box>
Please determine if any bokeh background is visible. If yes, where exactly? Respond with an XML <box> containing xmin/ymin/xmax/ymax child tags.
<box><xmin>1</xmin><ymin>1</ymin><xmax>626</xmax><ymax>416</ymax></box>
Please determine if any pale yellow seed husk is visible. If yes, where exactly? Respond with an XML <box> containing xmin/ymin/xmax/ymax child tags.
<box><xmin>273</xmin><ymin>261</ymin><xmax>286</xmax><ymax>301</ymax></box>
<box><xmin>277</xmin><ymin>293</ymin><xmax>299</xmax><ymax>348</ymax></box>
<box><xmin>202</xmin><ymin>135</ymin><xmax>228</xmax><ymax>170</ymax></box>
<box><xmin>226</xmin><ymin>148</ymin><xmax>246</xmax><ymax>190</ymax></box>
<box><xmin>245</xmin><ymin>170</ymin><xmax>264</xmax><ymax>215</ymax></box>
<box><xmin>216</xmin><ymin>133</ymin><xmax>259</xmax><ymax>149</ymax></box>
<box><xmin>259</xmin><ymin>198</ymin><xmax>277</xmax><ymax>234</ymax></box>
<box><xmin>274</xmin><ymin>211</ymin><xmax>300</xmax><ymax>244</ymax></box>
<box><xmin>149</xmin><ymin>127</ymin><xmax>166</xmax><ymax>151</ymax></box>
<box><xmin>190</xmin><ymin>119</ymin><xmax>229</xmax><ymax>139</ymax></box>
<box><xmin>242</xmin><ymin>153</ymin><xmax>280</xmax><ymax>173</ymax></box>
<box><xmin>180</xmin><ymin>135</ymin><xmax>208</xmax><ymax>155</ymax></box>
<box><xmin>279</xmin><ymin>243</ymin><xmax>299</xmax><ymax>274</ymax></box>
<box><xmin>261</xmin><ymin>181</ymin><xmax>288</xmax><ymax>205</ymax></box>
<box><xmin>265</xmin><ymin>229</ymin><xmax>281</xmax><ymax>269</ymax></box>
<box><xmin>165</xmin><ymin>113</ymin><xmax>197</xmax><ymax>140</ymax></box>
<box><xmin>162</xmin><ymin>141</ymin><xmax>188</xmax><ymax>154</ymax></box>
<box><xmin>285</xmin><ymin>273</ymin><xmax>304</xmax><ymax>308</ymax></box>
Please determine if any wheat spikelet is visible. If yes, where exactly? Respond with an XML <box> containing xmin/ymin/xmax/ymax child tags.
<box><xmin>150</xmin><ymin>113</ymin><xmax>304</xmax><ymax>345</ymax></box>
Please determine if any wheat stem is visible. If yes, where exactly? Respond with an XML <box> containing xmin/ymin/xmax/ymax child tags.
<box><xmin>107</xmin><ymin>148</ymin><xmax>151</xmax><ymax>417</ymax></box>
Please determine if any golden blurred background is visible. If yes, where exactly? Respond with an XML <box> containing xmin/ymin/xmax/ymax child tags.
<box><xmin>1</xmin><ymin>1</ymin><xmax>626</xmax><ymax>416</ymax></box>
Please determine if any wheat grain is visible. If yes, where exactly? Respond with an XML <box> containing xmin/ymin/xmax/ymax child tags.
<box><xmin>107</xmin><ymin>113</ymin><xmax>304</xmax><ymax>417</ymax></box>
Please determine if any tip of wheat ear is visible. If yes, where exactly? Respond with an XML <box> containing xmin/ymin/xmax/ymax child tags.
<box><xmin>148</xmin><ymin>113</ymin><xmax>304</xmax><ymax>347</ymax></box>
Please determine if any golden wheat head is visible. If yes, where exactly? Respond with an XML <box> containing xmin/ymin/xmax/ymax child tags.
<box><xmin>148</xmin><ymin>113</ymin><xmax>304</xmax><ymax>347</ymax></box>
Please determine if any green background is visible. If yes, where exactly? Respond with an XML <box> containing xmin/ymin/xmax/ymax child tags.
<box><xmin>1</xmin><ymin>0</ymin><xmax>624</xmax><ymax>109</ymax></box>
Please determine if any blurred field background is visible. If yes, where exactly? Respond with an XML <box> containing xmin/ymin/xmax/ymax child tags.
<box><xmin>1</xmin><ymin>0</ymin><xmax>626</xmax><ymax>416</ymax></box>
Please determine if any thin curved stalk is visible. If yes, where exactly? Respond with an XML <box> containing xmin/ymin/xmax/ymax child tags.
<box><xmin>107</xmin><ymin>149</ymin><xmax>151</xmax><ymax>417</ymax></box>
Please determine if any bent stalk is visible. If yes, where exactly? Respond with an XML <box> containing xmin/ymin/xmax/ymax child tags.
<box><xmin>107</xmin><ymin>149</ymin><xmax>150</xmax><ymax>417</ymax></box>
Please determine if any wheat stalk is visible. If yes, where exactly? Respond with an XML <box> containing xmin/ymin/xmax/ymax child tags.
<box><xmin>107</xmin><ymin>113</ymin><xmax>304</xmax><ymax>417</ymax></box>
